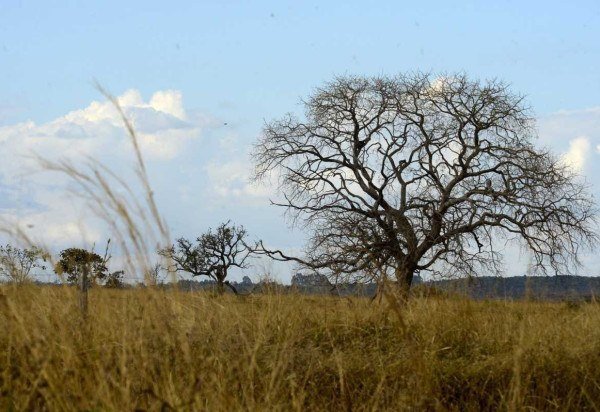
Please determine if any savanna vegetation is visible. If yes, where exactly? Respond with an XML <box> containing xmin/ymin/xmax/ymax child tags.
<box><xmin>1</xmin><ymin>286</ymin><xmax>600</xmax><ymax>411</ymax></box>
<box><xmin>1</xmin><ymin>72</ymin><xmax>599</xmax><ymax>410</ymax></box>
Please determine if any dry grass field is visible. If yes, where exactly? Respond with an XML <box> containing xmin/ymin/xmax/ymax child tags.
<box><xmin>1</xmin><ymin>285</ymin><xmax>600</xmax><ymax>411</ymax></box>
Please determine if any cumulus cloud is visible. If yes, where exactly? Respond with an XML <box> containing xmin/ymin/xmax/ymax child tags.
<box><xmin>537</xmin><ymin>106</ymin><xmax>600</xmax><ymax>175</ymax></box>
<box><xmin>0</xmin><ymin>90</ymin><xmax>205</xmax><ymax>187</ymax></box>
<box><xmin>562</xmin><ymin>136</ymin><xmax>590</xmax><ymax>172</ymax></box>
<box><xmin>149</xmin><ymin>90</ymin><xmax>186</xmax><ymax>120</ymax></box>
<box><xmin>60</xmin><ymin>89</ymin><xmax>199</xmax><ymax>160</ymax></box>
<box><xmin>0</xmin><ymin>89</ymin><xmax>213</xmax><ymax>250</ymax></box>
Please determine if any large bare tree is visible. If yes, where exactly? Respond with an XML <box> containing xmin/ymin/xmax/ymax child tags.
<box><xmin>253</xmin><ymin>73</ymin><xmax>597</xmax><ymax>296</ymax></box>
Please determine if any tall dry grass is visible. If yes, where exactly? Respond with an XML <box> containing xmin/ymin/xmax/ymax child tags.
<box><xmin>1</xmin><ymin>285</ymin><xmax>599</xmax><ymax>411</ymax></box>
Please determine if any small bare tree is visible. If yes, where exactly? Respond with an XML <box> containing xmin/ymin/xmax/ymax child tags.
<box><xmin>253</xmin><ymin>73</ymin><xmax>597</xmax><ymax>298</ymax></box>
<box><xmin>159</xmin><ymin>221</ymin><xmax>257</xmax><ymax>294</ymax></box>
<box><xmin>0</xmin><ymin>244</ymin><xmax>48</xmax><ymax>284</ymax></box>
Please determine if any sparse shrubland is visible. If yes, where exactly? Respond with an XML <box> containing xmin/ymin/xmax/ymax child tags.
<box><xmin>1</xmin><ymin>285</ymin><xmax>600</xmax><ymax>411</ymax></box>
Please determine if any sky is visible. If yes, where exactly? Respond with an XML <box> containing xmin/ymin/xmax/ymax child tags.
<box><xmin>1</xmin><ymin>1</ymin><xmax>600</xmax><ymax>282</ymax></box>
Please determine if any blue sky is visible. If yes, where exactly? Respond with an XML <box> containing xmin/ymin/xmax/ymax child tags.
<box><xmin>2</xmin><ymin>1</ymin><xmax>600</xmax><ymax>122</ymax></box>
<box><xmin>1</xmin><ymin>1</ymin><xmax>599</xmax><ymax>281</ymax></box>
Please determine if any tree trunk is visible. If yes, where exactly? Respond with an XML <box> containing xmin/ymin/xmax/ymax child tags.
<box><xmin>216</xmin><ymin>268</ymin><xmax>229</xmax><ymax>295</ymax></box>
<box><xmin>216</xmin><ymin>279</ymin><xmax>225</xmax><ymax>295</ymax></box>
<box><xmin>395</xmin><ymin>263</ymin><xmax>415</xmax><ymax>302</ymax></box>
<box><xmin>79</xmin><ymin>265</ymin><xmax>89</xmax><ymax>317</ymax></box>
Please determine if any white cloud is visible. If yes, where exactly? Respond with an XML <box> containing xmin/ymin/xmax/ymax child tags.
<box><xmin>0</xmin><ymin>89</ymin><xmax>215</xmax><ymax>251</ymax></box>
<box><xmin>0</xmin><ymin>89</ymin><xmax>205</xmax><ymax>182</ymax></box>
<box><xmin>149</xmin><ymin>90</ymin><xmax>186</xmax><ymax>120</ymax></box>
<box><xmin>427</xmin><ymin>76</ymin><xmax>452</xmax><ymax>93</ymax></box>
<box><xmin>538</xmin><ymin>107</ymin><xmax>600</xmax><ymax>175</ymax></box>
<box><xmin>562</xmin><ymin>136</ymin><xmax>590</xmax><ymax>172</ymax></box>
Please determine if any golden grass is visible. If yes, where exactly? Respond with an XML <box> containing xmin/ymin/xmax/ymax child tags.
<box><xmin>1</xmin><ymin>286</ymin><xmax>600</xmax><ymax>411</ymax></box>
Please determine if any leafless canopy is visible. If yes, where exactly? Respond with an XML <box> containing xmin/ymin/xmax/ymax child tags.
<box><xmin>253</xmin><ymin>73</ymin><xmax>597</xmax><ymax>292</ymax></box>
